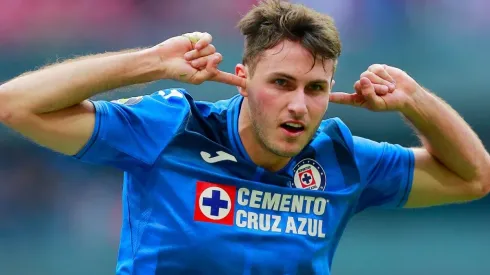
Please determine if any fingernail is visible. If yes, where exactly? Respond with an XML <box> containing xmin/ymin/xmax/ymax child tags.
<box><xmin>389</xmin><ymin>83</ymin><xmax>396</xmax><ymax>90</ymax></box>
<box><xmin>184</xmin><ymin>52</ymin><xmax>192</xmax><ymax>60</ymax></box>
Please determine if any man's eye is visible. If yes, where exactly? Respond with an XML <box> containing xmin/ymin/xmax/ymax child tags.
<box><xmin>309</xmin><ymin>84</ymin><xmax>325</xmax><ymax>91</ymax></box>
<box><xmin>275</xmin><ymin>79</ymin><xmax>287</xmax><ymax>86</ymax></box>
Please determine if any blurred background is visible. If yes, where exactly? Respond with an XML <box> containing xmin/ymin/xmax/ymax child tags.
<box><xmin>0</xmin><ymin>0</ymin><xmax>489</xmax><ymax>274</ymax></box>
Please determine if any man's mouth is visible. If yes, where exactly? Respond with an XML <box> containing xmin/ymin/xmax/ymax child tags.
<box><xmin>280</xmin><ymin>122</ymin><xmax>305</xmax><ymax>134</ymax></box>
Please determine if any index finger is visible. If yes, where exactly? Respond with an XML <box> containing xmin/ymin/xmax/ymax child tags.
<box><xmin>212</xmin><ymin>71</ymin><xmax>247</xmax><ymax>88</ymax></box>
<box><xmin>329</xmin><ymin>92</ymin><xmax>362</xmax><ymax>106</ymax></box>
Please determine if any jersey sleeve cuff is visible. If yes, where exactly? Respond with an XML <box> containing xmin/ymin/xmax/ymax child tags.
<box><xmin>73</xmin><ymin>100</ymin><xmax>106</xmax><ymax>160</ymax></box>
<box><xmin>395</xmin><ymin>147</ymin><xmax>415</xmax><ymax>208</ymax></box>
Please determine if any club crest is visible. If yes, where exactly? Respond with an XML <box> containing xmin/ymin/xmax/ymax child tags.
<box><xmin>292</xmin><ymin>158</ymin><xmax>326</xmax><ymax>191</ymax></box>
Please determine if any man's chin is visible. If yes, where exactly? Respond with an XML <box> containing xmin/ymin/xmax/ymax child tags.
<box><xmin>267</xmin><ymin>143</ymin><xmax>305</xmax><ymax>158</ymax></box>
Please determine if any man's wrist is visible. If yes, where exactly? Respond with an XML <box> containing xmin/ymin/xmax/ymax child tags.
<box><xmin>399</xmin><ymin>86</ymin><xmax>432</xmax><ymax>119</ymax></box>
<box><xmin>129</xmin><ymin>48</ymin><xmax>167</xmax><ymax>83</ymax></box>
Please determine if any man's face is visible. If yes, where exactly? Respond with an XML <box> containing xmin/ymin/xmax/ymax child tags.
<box><xmin>238</xmin><ymin>40</ymin><xmax>336</xmax><ymax>158</ymax></box>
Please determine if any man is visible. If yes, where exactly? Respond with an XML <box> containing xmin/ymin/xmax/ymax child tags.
<box><xmin>0</xmin><ymin>0</ymin><xmax>488</xmax><ymax>274</ymax></box>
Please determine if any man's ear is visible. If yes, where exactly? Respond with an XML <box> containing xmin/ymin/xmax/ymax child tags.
<box><xmin>235</xmin><ymin>64</ymin><xmax>248</xmax><ymax>97</ymax></box>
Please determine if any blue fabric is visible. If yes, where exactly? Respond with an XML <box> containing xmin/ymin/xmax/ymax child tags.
<box><xmin>73</xmin><ymin>88</ymin><xmax>414</xmax><ymax>275</ymax></box>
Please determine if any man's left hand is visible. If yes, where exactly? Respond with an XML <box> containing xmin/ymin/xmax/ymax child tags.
<box><xmin>330</xmin><ymin>64</ymin><xmax>422</xmax><ymax>112</ymax></box>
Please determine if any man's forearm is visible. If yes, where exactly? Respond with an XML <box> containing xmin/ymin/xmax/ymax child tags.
<box><xmin>0</xmin><ymin>48</ymin><xmax>162</xmax><ymax>114</ymax></box>
<box><xmin>401</xmin><ymin>88</ymin><xmax>490</xmax><ymax>182</ymax></box>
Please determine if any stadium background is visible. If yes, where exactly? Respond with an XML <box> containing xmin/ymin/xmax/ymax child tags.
<box><xmin>0</xmin><ymin>0</ymin><xmax>489</xmax><ymax>274</ymax></box>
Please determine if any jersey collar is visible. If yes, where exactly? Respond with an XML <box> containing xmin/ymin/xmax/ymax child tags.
<box><xmin>227</xmin><ymin>95</ymin><xmax>253</xmax><ymax>162</ymax></box>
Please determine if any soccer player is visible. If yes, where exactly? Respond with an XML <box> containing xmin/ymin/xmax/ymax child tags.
<box><xmin>0</xmin><ymin>0</ymin><xmax>488</xmax><ymax>274</ymax></box>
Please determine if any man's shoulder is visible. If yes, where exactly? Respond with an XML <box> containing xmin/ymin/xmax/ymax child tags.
<box><xmin>109</xmin><ymin>88</ymin><xmax>190</xmax><ymax>110</ymax></box>
<box><xmin>149</xmin><ymin>88</ymin><xmax>239</xmax><ymax>115</ymax></box>
<box><xmin>305</xmin><ymin>117</ymin><xmax>357</xmax><ymax>159</ymax></box>
<box><xmin>125</xmin><ymin>88</ymin><xmax>239</xmax><ymax>119</ymax></box>
<box><xmin>193</xmin><ymin>94</ymin><xmax>240</xmax><ymax>117</ymax></box>
<box><xmin>145</xmin><ymin>88</ymin><xmax>240</xmax><ymax>146</ymax></box>
<box><xmin>316</xmin><ymin>117</ymin><xmax>354</xmax><ymax>141</ymax></box>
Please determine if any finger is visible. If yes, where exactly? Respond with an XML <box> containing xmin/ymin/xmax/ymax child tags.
<box><xmin>192</xmin><ymin>53</ymin><xmax>223</xmax><ymax>81</ymax></box>
<box><xmin>190</xmin><ymin>55</ymin><xmax>211</xmax><ymax>69</ymax></box>
<box><xmin>368</xmin><ymin>64</ymin><xmax>395</xmax><ymax>84</ymax></box>
<box><xmin>182</xmin><ymin>32</ymin><xmax>200</xmax><ymax>46</ymax></box>
<box><xmin>184</xmin><ymin>44</ymin><xmax>216</xmax><ymax>61</ymax></box>
<box><xmin>372</xmin><ymin>84</ymin><xmax>390</xmax><ymax>95</ymax></box>
<box><xmin>359</xmin><ymin>77</ymin><xmax>385</xmax><ymax>108</ymax></box>
<box><xmin>188</xmin><ymin>53</ymin><xmax>221</xmax><ymax>84</ymax></box>
<box><xmin>383</xmin><ymin>65</ymin><xmax>403</xmax><ymax>77</ymax></box>
<box><xmin>355</xmin><ymin>80</ymin><xmax>390</xmax><ymax>95</ymax></box>
<box><xmin>354</xmin><ymin>80</ymin><xmax>362</xmax><ymax>95</ymax></box>
<box><xmin>329</xmin><ymin>92</ymin><xmax>363</xmax><ymax>106</ymax></box>
<box><xmin>207</xmin><ymin>54</ymin><xmax>246</xmax><ymax>87</ymax></box>
<box><xmin>192</xmin><ymin>54</ymin><xmax>247</xmax><ymax>88</ymax></box>
<box><xmin>212</xmin><ymin>71</ymin><xmax>247</xmax><ymax>88</ymax></box>
<box><xmin>361</xmin><ymin>71</ymin><xmax>395</xmax><ymax>92</ymax></box>
<box><xmin>205</xmin><ymin>53</ymin><xmax>222</xmax><ymax>75</ymax></box>
<box><xmin>182</xmin><ymin>32</ymin><xmax>212</xmax><ymax>50</ymax></box>
<box><xmin>195</xmin><ymin>32</ymin><xmax>212</xmax><ymax>50</ymax></box>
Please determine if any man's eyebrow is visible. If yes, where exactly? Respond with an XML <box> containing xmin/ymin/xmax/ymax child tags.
<box><xmin>309</xmin><ymin>79</ymin><xmax>329</xmax><ymax>84</ymax></box>
<box><xmin>270</xmin><ymin>72</ymin><xmax>329</xmax><ymax>84</ymax></box>
<box><xmin>271</xmin><ymin>72</ymin><xmax>296</xmax><ymax>81</ymax></box>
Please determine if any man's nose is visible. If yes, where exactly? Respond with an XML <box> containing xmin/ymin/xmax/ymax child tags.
<box><xmin>287</xmin><ymin>89</ymin><xmax>308</xmax><ymax>117</ymax></box>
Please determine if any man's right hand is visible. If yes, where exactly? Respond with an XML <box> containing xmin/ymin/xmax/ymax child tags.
<box><xmin>0</xmin><ymin>31</ymin><xmax>246</xmax><ymax>157</ymax></box>
<box><xmin>151</xmin><ymin>32</ymin><xmax>247</xmax><ymax>88</ymax></box>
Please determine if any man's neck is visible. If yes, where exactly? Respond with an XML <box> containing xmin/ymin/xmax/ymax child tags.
<box><xmin>238</xmin><ymin>99</ymin><xmax>291</xmax><ymax>172</ymax></box>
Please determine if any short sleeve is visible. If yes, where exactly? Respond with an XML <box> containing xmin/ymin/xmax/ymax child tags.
<box><xmin>353</xmin><ymin>136</ymin><xmax>415</xmax><ymax>212</ymax></box>
<box><xmin>73</xmin><ymin>88</ymin><xmax>189</xmax><ymax>172</ymax></box>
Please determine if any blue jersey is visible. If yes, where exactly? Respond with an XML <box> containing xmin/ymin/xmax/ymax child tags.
<box><xmin>74</xmin><ymin>88</ymin><xmax>414</xmax><ymax>275</ymax></box>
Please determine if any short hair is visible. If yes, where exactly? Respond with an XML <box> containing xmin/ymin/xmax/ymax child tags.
<box><xmin>237</xmin><ymin>0</ymin><xmax>342</xmax><ymax>76</ymax></box>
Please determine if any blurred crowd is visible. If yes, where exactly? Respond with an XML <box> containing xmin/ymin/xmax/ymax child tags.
<box><xmin>0</xmin><ymin>0</ymin><xmax>257</xmax><ymax>46</ymax></box>
<box><xmin>0</xmin><ymin>1</ymin><xmax>489</xmax><ymax>274</ymax></box>
<box><xmin>1</xmin><ymin>0</ymin><xmax>489</xmax><ymax>44</ymax></box>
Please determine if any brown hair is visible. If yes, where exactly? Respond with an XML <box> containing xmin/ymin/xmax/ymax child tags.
<box><xmin>237</xmin><ymin>0</ymin><xmax>342</xmax><ymax>76</ymax></box>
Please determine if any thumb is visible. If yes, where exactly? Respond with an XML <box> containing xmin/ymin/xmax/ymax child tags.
<box><xmin>329</xmin><ymin>92</ymin><xmax>363</xmax><ymax>106</ymax></box>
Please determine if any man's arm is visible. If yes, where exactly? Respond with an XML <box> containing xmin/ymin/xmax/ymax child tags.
<box><xmin>0</xmin><ymin>49</ymin><xmax>160</xmax><ymax>155</ymax></box>
<box><xmin>0</xmin><ymin>32</ymin><xmax>246</xmax><ymax>156</ymax></box>
<box><xmin>402</xmin><ymin>90</ymin><xmax>490</xmax><ymax>207</ymax></box>
<box><xmin>330</xmin><ymin>64</ymin><xmax>490</xmax><ymax>208</ymax></box>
